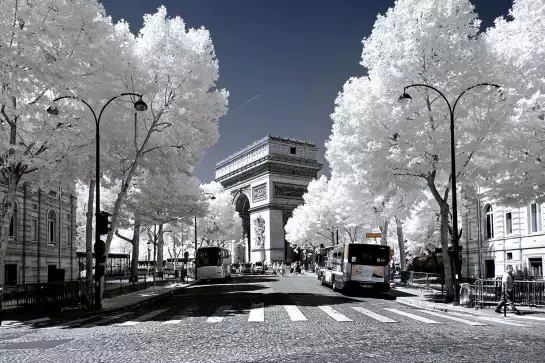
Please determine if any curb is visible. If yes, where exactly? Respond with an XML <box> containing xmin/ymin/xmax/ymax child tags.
<box><xmin>78</xmin><ymin>280</ymin><xmax>199</xmax><ymax>318</ymax></box>
<box><xmin>4</xmin><ymin>280</ymin><xmax>199</xmax><ymax>323</ymax></box>
<box><xmin>396</xmin><ymin>297</ymin><xmax>454</xmax><ymax>313</ymax></box>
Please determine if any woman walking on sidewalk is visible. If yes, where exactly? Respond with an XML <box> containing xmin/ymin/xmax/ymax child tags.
<box><xmin>495</xmin><ymin>265</ymin><xmax>521</xmax><ymax>315</ymax></box>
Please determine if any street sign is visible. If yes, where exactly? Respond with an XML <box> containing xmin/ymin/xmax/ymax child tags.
<box><xmin>366</xmin><ymin>233</ymin><xmax>382</xmax><ymax>238</ymax></box>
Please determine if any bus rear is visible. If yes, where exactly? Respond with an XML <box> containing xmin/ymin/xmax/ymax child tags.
<box><xmin>345</xmin><ymin>243</ymin><xmax>391</xmax><ymax>292</ymax></box>
<box><xmin>196</xmin><ymin>247</ymin><xmax>231</xmax><ymax>281</ymax></box>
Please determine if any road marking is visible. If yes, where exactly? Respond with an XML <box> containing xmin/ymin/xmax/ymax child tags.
<box><xmin>118</xmin><ymin>309</ymin><xmax>169</xmax><ymax>326</ymax></box>
<box><xmin>449</xmin><ymin>312</ymin><xmax>529</xmax><ymax>327</ymax></box>
<box><xmin>384</xmin><ymin>308</ymin><xmax>440</xmax><ymax>324</ymax></box>
<box><xmin>163</xmin><ymin>316</ymin><xmax>183</xmax><ymax>325</ymax></box>
<box><xmin>351</xmin><ymin>307</ymin><xmax>397</xmax><ymax>323</ymax></box>
<box><xmin>207</xmin><ymin>305</ymin><xmax>231</xmax><ymax>323</ymax></box>
<box><xmin>42</xmin><ymin>315</ymin><xmax>100</xmax><ymax>330</ymax></box>
<box><xmin>318</xmin><ymin>306</ymin><xmax>352</xmax><ymax>322</ymax></box>
<box><xmin>417</xmin><ymin>310</ymin><xmax>486</xmax><ymax>326</ymax></box>
<box><xmin>81</xmin><ymin>312</ymin><xmax>132</xmax><ymax>328</ymax></box>
<box><xmin>26</xmin><ymin>317</ymin><xmax>51</xmax><ymax>324</ymax></box>
<box><xmin>248</xmin><ymin>303</ymin><xmax>265</xmax><ymax>322</ymax></box>
<box><xmin>512</xmin><ymin>315</ymin><xmax>545</xmax><ymax>322</ymax></box>
<box><xmin>284</xmin><ymin>305</ymin><xmax>307</xmax><ymax>321</ymax></box>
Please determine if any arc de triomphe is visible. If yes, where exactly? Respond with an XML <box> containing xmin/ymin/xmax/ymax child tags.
<box><xmin>215</xmin><ymin>135</ymin><xmax>323</xmax><ymax>263</ymax></box>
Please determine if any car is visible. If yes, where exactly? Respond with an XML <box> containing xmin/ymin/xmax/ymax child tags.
<box><xmin>241</xmin><ymin>263</ymin><xmax>253</xmax><ymax>274</ymax></box>
<box><xmin>230</xmin><ymin>263</ymin><xmax>241</xmax><ymax>274</ymax></box>
<box><xmin>253</xmin><ymin>261</ymin><xmax>265</xmax><ymax>274</ymax></box>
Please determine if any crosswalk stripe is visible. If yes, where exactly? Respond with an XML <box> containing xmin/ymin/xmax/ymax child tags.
<box><xmin>119</xmin><ymin>309</ymin><xmax>169</xmax><ymax>326</ymax></box>
<box><xmin>26</xmin><ymin>317</ymin><xmax>50</xmax><ymax>324</ymax></box>
<box><xmin>351</xmin><ymin>307</ymin><xmax>397</xmax><ymax>323</ymax></box>
<box><xmin>512</xmin><ymin>315</ymin><xmax>545</xmax><ymax>322</ymax></box>
<box><xmin>207</xmin><ymin>305</ymin><xmax>231</xmax><ymax>323</ymax></box>
<box><xmin>449</xmin><ymin>312</ymin><xmax>529</xmax><ymax>327</ymax></box>
<box><xmin>163</xmin><ymin>316</ymin><xmax>183</xmax><ymax>325</ymax></box>
<box><xmin>417</xmin><ymin>310</ymin><xmax>486</xmax><ymax>326</ymax></box>
<box><xmin>81</xmin><ymin>312</ymin><xmax>132</xmax><ymax>328</ymax></box>
<box><xmin>284</xmin><ymin>305</ymin><xmax>307</xmax><ymax>321</ymax></box>
<box><xmin>384</xmin><ymin>308</ymin><xmax>440</xmax><ymax>324</ymax></box>
<box><xmin>248</xmin><ymin>303</ymin><xmax>265</xmax><ymax>322</ymax></box>
<box><xmin>319</xmin><ymin>306</ymin><xmax>352</xmax><ymax>322</ymax></box>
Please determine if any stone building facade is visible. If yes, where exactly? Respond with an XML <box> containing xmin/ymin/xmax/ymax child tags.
<box><xmin>462</xmin><ymin>189</ymin><xmax>545</xmax><ymax>280</ymax></box>
<box><xmin>215</xmin><ymin>136</ymin><xmax>322</xmax><ymax>263</ymax></box>
<box><xmin>1</xmin><ymin>183</ymin><xmax>77</xmax><ymax>285</ymax></box>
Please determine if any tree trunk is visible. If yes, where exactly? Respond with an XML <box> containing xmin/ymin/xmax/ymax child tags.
<box><xmin>380</xmin><ymin>220</ymin><xmax>389</xmax><ymax>246</ymax></box>
<box><xmin>130</xmin><ymin>213</ymin><xmax>141</xmax><ymax>281</ymax></box>
<box><xmin>440</xmin><ymin>203</ymin><xmax>454</xmax><ymax>301</ymax></box>
<box><xmin>0</xmin><ymin>176</ymin><xmax>17</xmax><ymax>286</ymax></box>
<box><xmin>157</xmin><ymin>224</ymin><xmax>164</xmax><ymax>273</ymax></box>
<box><xmin>395</xmin><ymin>216</ymin><xmax>406</xmax><ymax>271</ymax></box>
<box><xmin>86</xmin><ymin>180</ymin><xmax>95</xmax><ymax>288</ymax></box>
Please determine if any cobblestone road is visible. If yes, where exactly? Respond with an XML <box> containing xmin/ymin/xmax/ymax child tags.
<box><xmin>1</xmin><ymin>272</ymin><xmax>544</xmax><ymax>362</ymax></box>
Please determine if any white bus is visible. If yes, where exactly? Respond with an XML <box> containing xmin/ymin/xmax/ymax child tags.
<box><xmin>195</xmin><ymin>246</ymin><xmax>232</xmax><ymax>281</ymax></box>
<box><xmin>319</xmin><ymin>243</ymin><xmax>391</xmax><ymax>293</ymax></box>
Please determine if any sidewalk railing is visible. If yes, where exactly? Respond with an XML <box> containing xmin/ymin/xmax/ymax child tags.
<box><xmin>399</xmin><ymin>271</ymin><xmax>445</xmax><ymax>293</ymax></box>
<box><xmin>473</xmin><ymin>278</ymin><xmax>545</xmax><ymax>308</ymax></box>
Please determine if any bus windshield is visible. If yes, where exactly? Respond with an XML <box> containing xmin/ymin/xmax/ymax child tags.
<box><xmin>347</xmin><ymin>244</ymin><xmax>390</xmax><ymax>266</ymax></box>
<box><xmin>197</xmin><ymin>248</ymin><xmax>221</xmax><ymax>267</ymax></box>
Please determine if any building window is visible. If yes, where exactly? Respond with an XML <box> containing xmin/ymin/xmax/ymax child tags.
<box><xmin>4</xmin><ymin>264</ymin><xmax>17</xmax><ymax>286</ymax></box>
<box><xmin>505</xmin><ymin>212</ymin><xmax>513</xmax><ymax>235</ymax></box>
<box><xmin>485</xmin><ymin>204</ymin><xmax>494</xmax><ymax>239</ymax></box>
<box><xmin>529</xmin><ymin>257</ymin><xmax>543</xmax><ymax>278</ymax></box>
<box><xmin>530</xmin><ymin>203</ymin><xmax>541</xmax><ymax>233</ymax></box>
<box><xmin>290</xmin><ymin>147</ymin><xmax>296</xmax><ymax>155</ymax></box>
<box><xmin>468</xmin><ymin>221</ymin><xmax>475</xmax><ymax>240</ymax></box>
<box><xmin>47</xmin><ymin>210</ymin><xmax>57</xmax><ymax>244</ymax></box>
<box><xmin>6</xmin><ymin>202</ymin><xmax>18</xmax><ymax>240</ymax></box>
<box><xmin>30</xmin><ymin>219</ymin><xmax>37</xmax><ymax>241</ymax></box>
<box><xmin>66</xmin><ymin>226</ymin><xmax>71</xmax><ymax>245</ymax></box>
<box><xmin>507</xmin><ymin>252</ymin><xmax>513</xmax><ymax>260</ymax></box>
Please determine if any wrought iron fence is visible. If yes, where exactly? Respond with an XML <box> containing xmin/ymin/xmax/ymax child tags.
<box><xmin>399</xmin><ymin>271</ymin><xmax>445</xmax><ymax>293</ymax></box>
<box><xmin>473</xmin><ymin>278</ymin><xmax>545</xmax><ymax>308</ymax></box>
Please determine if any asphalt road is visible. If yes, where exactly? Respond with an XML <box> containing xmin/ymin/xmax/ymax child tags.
<box><xmin>1</xmin><ymin>271</ymin><xmax>544</xmax><ymax>363</ymax></box>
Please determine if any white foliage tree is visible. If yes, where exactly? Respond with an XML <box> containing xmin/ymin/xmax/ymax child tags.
<box><xmin>326</xmin><ymin>0</ymin><xmax>508</xmax><ymax>301</ymax></box>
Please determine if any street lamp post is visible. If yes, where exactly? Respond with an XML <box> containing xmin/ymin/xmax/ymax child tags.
<box><xmin>147</xmin><ymin>240</ymin><xmax>151</xmax><ymax>276</ymax></box>
<box><xmin>48</xmin><ymin>93</ymin><xmax>147</xmax><ymax>309</ymax></box>
<box><xmin>194</xmin><ymin>193</ymin><xmax>216</xmax><ymax>280</ymax></box>
<box><xmin>398</xmin><ymin>82</ymin><xmax>501</xmax><ymax>304</ymax></box>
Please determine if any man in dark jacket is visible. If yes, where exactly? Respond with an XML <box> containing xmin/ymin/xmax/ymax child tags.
<box><xmin>495</xmin><ymin>265</ymin><xmax>521</xmax><ymax>315</ymax></box>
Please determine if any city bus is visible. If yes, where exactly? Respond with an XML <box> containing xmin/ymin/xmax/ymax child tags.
<box><xmin>319</xmin><ymin>243</ymin><xmax>391</xmax><ymax>293</ymax></box>
<box><xmin>195</xmin><ymin>246</ymin><xmax>232</xmax><ymax>281</ymax></box>
<box><xmin>315</xmin><ymin>245</ymin><xmax>335</xmax><ymax>280</ymax></box>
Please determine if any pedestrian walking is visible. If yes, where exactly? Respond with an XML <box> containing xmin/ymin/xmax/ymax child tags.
<box><xmin>495</xmin><ymin>265</ymin><xmax>521</xmax><ymax>315</ymax></box>
<box><xmin>280</xmin><ymin>262</ymin><xmax>284</xmax><ymax>277</ymax></box>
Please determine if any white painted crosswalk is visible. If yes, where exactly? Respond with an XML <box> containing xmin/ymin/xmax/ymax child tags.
<box><xmin>207</xmin><ymin>305</ymin><xmax>231</xmax><ymax>323</ymax></box>
<box><xmin>248</xmin><ymin>302</ymin><xmax>265</xmax><ymax>322</ymax></box>
<box><xmin>351</xmin><ymin>307</ymin><xmax>397</xmax><ymax>323</ymax></box>
<box><xmin>118</xmin><ymin>309</ymin><xmax>169</xmax><ymax>326</ymax></box>
<box><xmin>284</xmin><ymin>305</ymin><xmax>307</xmax><ymax>321</ymax></box>
<box><xmin>7</xmin><ymin>304</ymin><xmax>545</xmax><ymax>330</ymax></box>
<box><xmin>318</xmin><ymin>305</ymin><xmax>352</xmax><ymax>322</ymax></box>
<box><xmin>384</xmin><ymin>308</ymin><xmax>440</xmax><ymax>324</ymax></box>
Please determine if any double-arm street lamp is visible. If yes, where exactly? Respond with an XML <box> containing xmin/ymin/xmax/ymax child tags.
<box><xmin>398</xmin><ymin>82</ymin><xmax>501</xmax><ymax>304</ymax></box>
<box><xmin>194</xmin><ymin>193</ymin><xmax>216</xmax><ymax>279</ymax></box>
<box><xmin>48</xmin><ymin>93</ymin><xmax>147</xmax><ymax>309</ymax></box>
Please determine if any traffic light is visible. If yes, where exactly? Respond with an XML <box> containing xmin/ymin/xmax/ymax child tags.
<box><xmin>94</xmin><ymin>239</ymin><xmax>106</xmax><ymax>264</ymax></box>
<box><xmin>97</xmin><ymin>211</ymin><xmax>112</xmax><ymax>236</ymax></box>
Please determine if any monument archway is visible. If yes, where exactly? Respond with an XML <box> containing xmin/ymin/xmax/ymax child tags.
<box><xmin>215</xmin><ymin>136</ymin><xmax>323</xmax><ymax>263</ymax></box>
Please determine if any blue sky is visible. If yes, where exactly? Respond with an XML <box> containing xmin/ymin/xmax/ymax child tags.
<box><xmin>100</xmin><ymin>0</ymin><xmax>513</xmax><ymax>182</ymax></box>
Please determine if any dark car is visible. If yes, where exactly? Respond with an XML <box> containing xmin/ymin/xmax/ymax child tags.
<box><xmin>241</xmin><ymin>263</ymin><xmax>253</xmax><ymax>274</ymax></box>
<box><xmin>230</xmin><ymin>263</ymin><xmax>241</xmax><ymax>274</ymax></box>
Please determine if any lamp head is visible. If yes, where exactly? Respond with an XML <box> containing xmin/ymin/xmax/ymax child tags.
<box><xmin>47</xmin><ymin>105</ymin><xmax>59</xmax><ymax>116</ymax></box>
<box><xmin>134</xmin><ymin>97</ymin><xmax>148</xmax><ymax>112</ymax></box>
<box><xmin>398</xmin><ymin>92</ymin><xmax>412</xmax><ymax>104</ymax></box>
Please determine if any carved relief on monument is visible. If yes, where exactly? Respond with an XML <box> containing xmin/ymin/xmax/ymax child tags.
<box><xmin>274</xmin><ymin>183</ymin><xmax>307</xmax><ymax>199</ymax></box>
<box><xmin>253</xmin><ymin>215</ymin><xmax>266</xmax><ymax>248</ymax></box>
<box><xmin>252</xmin><ymin>183</ymin><xmax>267</xmax><ymax>203</ymax></box>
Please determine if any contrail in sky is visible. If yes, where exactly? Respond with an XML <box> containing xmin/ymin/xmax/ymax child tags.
<box><xmin>232</xmin><ymin>93</ymin><xmax>261</xmax><ymax>111</ymax></box>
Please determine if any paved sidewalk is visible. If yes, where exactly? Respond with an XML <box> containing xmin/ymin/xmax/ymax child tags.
<box><xmin>394</xmin><ymin>285</ymin><xmax>545</xmax><ymax>318</ymax></box>
<box><xmin>1</xmin><ymin>278</ymin><xmax>197</xmax><ymax>325</ymax></box>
